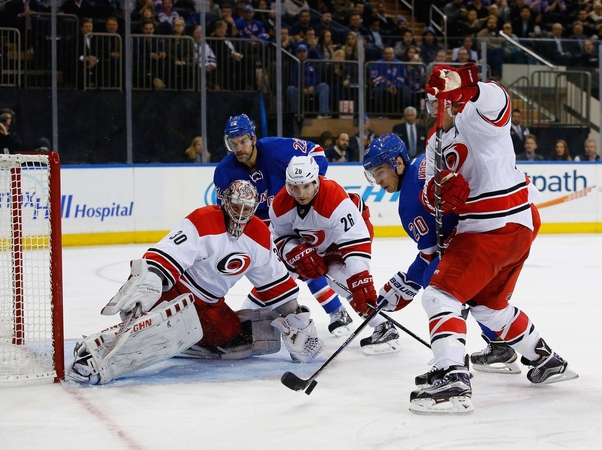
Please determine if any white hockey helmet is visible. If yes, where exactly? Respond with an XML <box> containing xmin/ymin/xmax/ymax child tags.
<box><xmin>221</xmin><ymin>180</ymin><xmax>259</xmax><ymax>239</ymax></box>
<box><xmin>285</xmin><ymin>155</ymin><xmax>320</xmax><ymax>200</ymax></box>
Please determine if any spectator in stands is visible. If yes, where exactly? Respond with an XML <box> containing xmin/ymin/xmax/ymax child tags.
<box><xmin>451</xmin><ymin>36</ymin><xmax>479</xmax><ymax>62</ymax></box>
<box><xmin>209</xmin><ymin>20</ymin><xmax>242</xmax><ymax>90</ymax></box>
<box><xmin>290</xmin><ymin>9</ymin><xmax>314</xmax><ymax>43</ymax></box>
<box><xmin>3</xmin><ymin>0</ymin><xmax>45</xmax><ymax>49</ymax></box>
<box><xmin>444</xmin><ymin>0</ymin><xmax>469</xmax><ymax>43</ymax></box>
<box><xmin>374</xmin><ymin>2</ymin><xmax>396</xmax><ymax>32</ymax></box>
<box><xmin>347</xmin><ymin>12</ymin><xmax>369</xmax><ymax>40</ymax></box>
<box><xmin>78</xmin><ymin>17</ymin><xmax>100</xmax><ymax>89</ymax></box>
<box><xmin>314</xmin><ymin>12</ymin><xmax>340</xmax><ymax>46</ymax></box>
<box><xmin>185</xmin><ymin>0</ymin><xmax>221</xmax><ymax>27</ymax></box>
<box><xmin>0</xmin><ymin>108</ymin><xmax>21</xmax><ymax>154</ymax></box>
<box><xmin>286</xmin><ymin>44</ymin><xmax>331</xmax><ymax>118</ymax></box>
<box><xmin>509</xmin><ymin>0</ymin><xmax>531</xmax><ymax>22</ymax></box>
<box><xmin>325</xmin><ymin>132</ymin><xmax>352</xmax><ymax>162</ymax></box>
<box><xmin>274</xmin><ymin>25</ymin><xmax>295</xmax><ymax>52</ymax></box>
<box><xmin>343</xmin><ymin>31</ymin><xmax>359</xmax><ymax>60</ymax></box>
<box><xmin>512</xmin><ymin>5</ymin><xmax>535</xmax><ymax>38</ymax></box>
<box><xmin>133</xmin><ymin>20</ymin><xmax>167</xmax><ymax>89</ymax></box>
<box><xmin>402</xmin><ymin>46</ymin><xmax>426</xmax><ymax>108</ymax></box>
<box><xmin>516</xmin><ymin>134</ymin><xmax>544</xmax><ymax>161</ymax></box>
<box><xmin>543</xmin><ymin>22</ymin><xmax>573</xmax><ymax>65</ymax></box>
<box><xmin>476</xmin><ymin>15</ymin><xmax>505</xmax><ymax>78</ymax></box>
<box><xmin>574</xmin><ymin>138</ymin><xmax>601</xmax><ymax>161</ymax></box>
<box><xmin>332</xmin><ymin>0</ymin><xmax>355</xmax><ymax>24</ymax></box>
<box><xmin>365</xmin><ymin>16</ymin><xmax>385</xmax><ymax>51</ymax></box>
<box><xmin>136</xmin><ymin>3</ymin><xmax>158</xmax><ymax>28</ymax></box>
<box><xmin>301</xmin><ymin>28</ymin><xmax>322</xmax><ymax>59</ymax></box>
<box><xmin>501</xmin><ymin>22</ymin><xmax>528</xmax><ymax>63</ymax></box>
<box><xmin>157</xmin><ymin>0</ymin><xmax>180</xmax><ymax>28</ymax></box>
<box><xmin>236</xmin><ymin>5</ymin><xmax>268</xmax><ymax>42</ymax></box>
<box><xmin>393</xmin><ymin>29</ymin><xmax>417</xmax><ymax>61</ymax></box>
<box><xmin>220</xmin><ymin>4</ymin><xmax>239</xmax><ymax>37</ymax></box>
<box><xmin>468</xmin><ymin>0</ymin><xmax>489</xmax><ymax>20</ymax></box>
<box><xmin>317</xmin><ymin>30</ymin><xmax>337</xmax><ymax>60</ymax></box>
<box><xmin>510</xmin><ymin>108</ymin><xmax>530</xmax><ymax>154</ymax></box>
<box><xmin>426</xmin><ymin>48</ymin><xmax>447</xmax><ymax>79</ymax></box>
<box><xmin>353</xmin><ymin>1</ymin><xmax>373</xmax><ymax>25</ymax></box>
<box><xmin>184</xmin><ymin>136</ymin><xmax>206</xmax><ymax>162</ymax></box>
<box><xmin>370</xmin><ymin>46</ymin><xmax>408</xmax><ymax>114</ymax></box>
<box><xmin>455</xmin><ymin>47</ymin><xmax>473</xmax><ymax>63</ymax></box>
<box><xmin>101</xmin><ymin>16</ymin><xmax>122</xmax><ymax>88</ymax></box>
<box><xmin>319</xmin><ymin>131</ymin><xmax>334</xmax><ymax>150</ymax></box>
<box><xmin>131</xmin><ymin>0</ymin><xmax>155</xmax><ymax>21</ymax></box>
<box><xmin>419</xmin><ymin>27</ymin><xmax>444</xmax><ymax>65</ymax></box>
<box><xmin>459</xmin><ymin>9</ymin><xmax>485</xmax><ymax>37</ymax></box>
<box><xmin>348</xmin><ymin>115</ymin><xmax>378</xmax><ymax>160</ymax></box>
<box><xmin>588</xmin><ymin>1</ymin><xmax>602</xmax><ymax>25</ymax></box>
<box><xmin>392</xmin><ymin>106</ymin><xmax>427</xmax><ymax>158</ymax></box>
<box><xmin>166</xmin><ymin>17</ymin><xmax>194</xmax><ymax>89</ymax></box>
<box><xmin>541</xmin><ymin>0</ymin><xmax>567</xmax><ymax>25</ymax></box>
<box><xmin>577</xmin><ymin>9</ymin><xmax>596</xmax><ymax>37</ymax></box>
<box><xmin>548</xmin><ymin>139</ymin><xmax>573</xmax><ymax>161</ymax></box>
<box><xmin>568</xmin><ymin>21</ymin><xmax>588</xmax><ymax>54</ymax></box>
<box><xmin>576</xmin><ymin>38</ymin><xmax>600</xmax><ymax>66</ymax></box>
<box><xmin>326</xmin><ymin>48</ymin><xmax>356</xmax><ymax>113</ymax></box>
<box><xmin>493</xmin><ymin>0</ymin><xmax>511</xmax><ymax>24</ymax></box>
<box><xmin>387</xmin><ymin>16</ymin><xmax>410</xmax><ymax>48</ymax></box>
<box><xmin>60</xmin><ymin>0</ymin><xmax>94</xmax><ymax>19</ymax></box>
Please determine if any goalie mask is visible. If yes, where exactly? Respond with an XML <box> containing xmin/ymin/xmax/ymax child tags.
<box><xmin>221</xmin><ymin>180</ymin><xmax>259</xmax><ymax>239</ymax></box>
<box><xmin>363</xmin><ymin>134</ymin><xmax>408</xmax><ymax>186</ymax></box>
<box><xmin>285</xmin><ymin>155</ymin><xmax>320</xmax><ymax>205</ymax></box>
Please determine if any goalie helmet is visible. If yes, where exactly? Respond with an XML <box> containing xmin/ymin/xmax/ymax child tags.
<box><xmin>221</xmin><ymin>180</ymin><xmax>259</xmax><ymax>239</ymax></box>
<box><xmin>285</xmin><ymin>155</ymin><xmax>320</xmax><ymax>200</ymax></box>
<box><xmin>224</xmin><ymin>114</ymin><xmax>256</xmax><ymax>152</ymax></box>
<box><xmin>363</xmin><ymin>134</ymin><xmax>408</xmax><ymax>185</ymax></box>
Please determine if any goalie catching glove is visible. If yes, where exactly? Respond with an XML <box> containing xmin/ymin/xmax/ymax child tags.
<box><xmin>285</xmin><ymin>242</ymin><xmax>328</xmax><ymax>279</ymax></box>
<box><xmin>271</xmin><ymin>307</ymin><xmax>323</xmax><ymax>362</ymax></box>
<box><xmin>426</xmin><ymin>63</ymin><xmax>479</xmax><ymax>103</ymax></box>
<box><xmin>377</xmin><ymin>272</ymin><xmax>421</xmax><ymax>312</ymax></box>
<box><xmin>101</xmin><ymin>259</ymin><xmax>163</xmax><ymax>321</ymax></box>
<box><xmin>347</xmin><ymin>270</ymin><xmax>377</xmax><ymax>317</ymax></box>
<box><xmin>423</xmin><ymin>170</ymin><xmax>470</xmax><ymax>214</ymax></box>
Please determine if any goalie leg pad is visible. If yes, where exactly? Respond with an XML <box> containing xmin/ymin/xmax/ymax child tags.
<box><xmin>178</xmin><ymin>308</ymin><xmax>282</xmax><ymax>360</ymax></box>
<box><xmin>70</xmin><ymin>294</ymin><xmax>203</xmax><ymax>384</ymax></box>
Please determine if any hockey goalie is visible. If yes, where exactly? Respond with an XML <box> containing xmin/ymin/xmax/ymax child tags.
<box><xmin>67</xmin><ymin>180</ymin><xmax>323</xmax><ymax>384</ymax></box>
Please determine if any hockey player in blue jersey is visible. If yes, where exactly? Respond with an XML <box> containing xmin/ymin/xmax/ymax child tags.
<box><xmin>213</xmin><ymin>114</ymin><xmax>354</xmax><ymax>338</ymax></box>
<box><xmin>364</xmin><ymin>121</ymin><xmax>521</xmax><ymax>374</ymax></box>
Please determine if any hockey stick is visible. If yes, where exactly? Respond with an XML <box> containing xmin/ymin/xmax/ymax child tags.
<box><xmin>324</xmin><ymin>274</ymin><xmax>431</xmax><ymax>349</ymax></box>
<box><xmin>281</xmin><ymin>303</ymin><xmax>384</xmax><ymax>395</ymax></box>
<box><xmin>434</xmin><ymin>96</ymin><xmax>445</xmax><ymax>257</ymax></box>
<box><xmin>104</xmin><ymin>302</ymin><xmax>142</xmax><ymax>360</ymax></box>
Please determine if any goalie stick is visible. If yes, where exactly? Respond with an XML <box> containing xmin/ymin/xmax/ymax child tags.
<box><xmin>103</xmin><ymin>302</ymin><xmax>142</xmax><ymax>360</ymax></box>
<box><xmin>281</xmin><ymin>303</ymin><xmax>384</xmax><ymax>395</ymax></box>
<box><xmin>324</xmin><ymin>274</ymin><xmax>431</xmax><ymax>349</ymax></box>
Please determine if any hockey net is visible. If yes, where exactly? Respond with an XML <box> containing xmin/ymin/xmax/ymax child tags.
<box><xmin>0</xmin><ymin>152</ymin><xmax>64</xmax><ymax>385</ymax></box>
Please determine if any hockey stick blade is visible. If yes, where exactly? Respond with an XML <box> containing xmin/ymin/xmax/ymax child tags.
<box><xmin>281</xmin><ymin>371</ymin><xmax>312</xmax><ymax>391</ymax></box>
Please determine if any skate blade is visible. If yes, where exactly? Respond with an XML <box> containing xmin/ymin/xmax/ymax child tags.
<box><xmin>538</xmin><ymin>367</ymin><xmax>579</xmax><ymax>385</ymax></box>
<box><xmin>329</xmin><ymin>323</ymin><xmax>354</xmax><ymax>337</ymax></box>
<box><xmin>361</xmin><ymin>339</ymin><xmax>402</xmax><ymax>356</ymax></box>
<box><xmin>472</xmin><ymin>361</ymin><xmax>522</xmax><ymax>374</ymax></box>
<box><xmin>409</xmin><ymin>396</ymin><xmax>474</xmax><ymax>415</ymax></box>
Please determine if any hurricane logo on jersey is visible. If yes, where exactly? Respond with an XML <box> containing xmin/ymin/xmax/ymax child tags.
<box><xmin>216</xmin><ymin>252</ymin><xmax>252</xmax><ymax>275</ymax></box>
<box><xmin>443</xmin><ymin>142</ymin><xmax>469</xmax><ymax>172</ymax></box>
<box><xmin>250</xmin><ymin>170</ymin><xmax>264</xmax><ymax>182</ymax></box>
<box><xmin>298</xmin><ymin>230</ymin><xmax>326</xmax><ymax>247</ymax></box>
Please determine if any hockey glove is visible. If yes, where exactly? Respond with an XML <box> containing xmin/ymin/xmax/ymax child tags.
<box><xmin>423</xmin><ymin>170</ymin><xmax>470</xmax><ymax>214</ymax></box>
<box><xmin>285</xmin><ymin>243</ymin><xmax>328</xmax><ymax>279</ymax></box>
<box><xmin>101</xmin><ymin>259</ymin><xmax>163</xmax><ymax>321</ymax></box>
<box><xmin>347</xmin><ymin>270</ymin><xmax>377</xmax><ymax>317</ymax></box>
<box><xmin>426</xmin><ymin>63</ymin><xmax>479</xmax><ymax>103</ymax></box>
<box><xmin>377</xmin><ymin>272</ymin><xmax>421</xmax><ymax>312</ymax></box>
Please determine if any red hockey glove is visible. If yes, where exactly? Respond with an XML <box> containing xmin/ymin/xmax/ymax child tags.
<box><xmin>425</xmin><ymin>63</ymin><xmax>479</xmax><ymax>103</ymax></box>
<box><xmin>347</xmin><ymin>270</ymin><xmax>377</xmax><ymax>317</ymax></box>
<box><xmin>285</xmin><ymin>243</ymin><xmax>327</xmax><ymax>279</ymax></box>
<box><xmin>424</xmin><ymin>170</ymin><xmax>470</xmax><ymax>214</ymax></box>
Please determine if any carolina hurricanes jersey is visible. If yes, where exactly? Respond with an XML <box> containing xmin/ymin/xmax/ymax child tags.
<box><xmin>399</xmin><ymin>153</ymin><xmax>458</xmax><ymax>287</ymax></box>
<box><xmin>213</xmin><ymin>137</ymin><xmax>328</xmax><ymax>220</ymax></box>
<box><xmin>142</xmin><ymin>205</ymin><xmax>299</xmax><ymax>309</ymax></box>
<box><xmin>424</xmin><ymin>81</ymin><xmax>540</xmax><ymax>234</ymax></box>
<box><xmin>269</xmin><ymin>176</ymin><xmax>372</xmax><ymax>277</ymax></box>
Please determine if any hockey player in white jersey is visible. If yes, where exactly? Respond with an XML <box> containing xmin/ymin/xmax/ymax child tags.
<box><xmin>269</xmin><ymin>155</ymin><xmax>401</xmax><ymax>356</ymax></box>
<box><xmin>66</xmin><ymin>180</ymin><xmax>323</xmax><ymax>384</ymax></box>
<box><xmin>386</xmin><ymin>63</ymin><xmax>578</xmax><ymax>414</ymax></box>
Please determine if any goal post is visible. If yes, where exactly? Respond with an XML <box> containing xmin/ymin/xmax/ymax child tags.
<box><xmin>0</xmin><ymin>152</ymin><xmax>64</xmax><ymax>384</ymax></box>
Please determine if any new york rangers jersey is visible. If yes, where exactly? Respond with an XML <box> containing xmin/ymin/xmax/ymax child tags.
<box><xmin>269</xmin><ymin>176</ymin><xmax>372</xmax><ymax>278</ymax></box>
<box><xmin>214</xmin><ymin>137</ymin><xmax>328</xmax><ymax>220</ymax></box>
<box><xmin>143</xmin><ymin>205</ymin><xmax>299</xmax><ymax>309</ymax></box>
<box><xmin>424</xmin><ymin>82</ymin><xmax>540</xmax><ymax>234</ymax></box>
<box><xmin>400</xmin><ymin>153</ymin><xmax>458</xmax><ymax>287</ymax></box>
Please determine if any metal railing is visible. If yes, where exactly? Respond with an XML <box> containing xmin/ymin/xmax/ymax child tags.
<box><xmin>429</xmin><ymin>5</ymin><xmax>447</xmax><ymax>51</ymax></box>
<box><xmin>0</xmin><ymin>27</ymin><xmax>21</xmax><ymax>87</ymax></box>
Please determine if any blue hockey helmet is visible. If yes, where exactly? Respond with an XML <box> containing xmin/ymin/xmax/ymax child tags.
<box><xmin>363</xmin><ymin>133</ymin><xmax>409</xmax><ymax>170</ymax></box>
<box><xmin>224</xmin><ymin>114</ymin><xmax>256</xmax><ymax>152</ymax></box>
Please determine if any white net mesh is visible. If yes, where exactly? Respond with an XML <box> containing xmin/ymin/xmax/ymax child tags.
<box><xmin>0</xmin><ymin>154</ymin><xmax>59</xmax><ymax>384</ymax></box>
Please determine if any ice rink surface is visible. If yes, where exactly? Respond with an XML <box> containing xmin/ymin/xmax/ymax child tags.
<box><xmin>1</xmin><ymin>234</ymin><xmax>601</xmax><ymax>450</ymax></box>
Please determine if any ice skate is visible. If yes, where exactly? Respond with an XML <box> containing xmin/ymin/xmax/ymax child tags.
<box><xmin>415</xmin><ymin>355</ymin><xmax>472</xmax><ymax>386</ymax></box>
<box><xmin>328</xmin><ymin>306</ymin><xmax>353</xmax><ymax>337</ymax></box>
<box><xmin>470</xmin><ymin>333</ymin><xmax>521</xmax><ymax>374</ymax></box>
<box><xmin>360</xmin><ymin>321</ymin><xmax>401</xmax><ymax>356</ymax></box>
<box><xmin>521</xmin><ymin>338</ymin><xmax>579</xmax><ymax>384</ymax></box>
<box><xmin>409</xmin><ymin>365</ymin><xmax>474</xmax><ymax>415</ymax></box>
